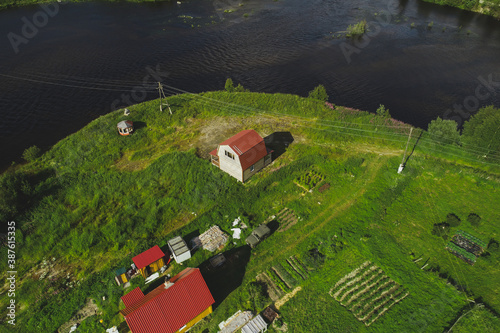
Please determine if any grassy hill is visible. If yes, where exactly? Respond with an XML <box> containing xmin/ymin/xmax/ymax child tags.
<box><xmin>0</xmin><ymin>91</ymin><xmax>499</xmax><ymax>332</ymax></box>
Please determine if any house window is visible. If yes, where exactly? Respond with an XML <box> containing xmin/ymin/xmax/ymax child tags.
<box><xmin>250</xmin><ymin>165</ymin><xmax>255</xmax><ymax>172</ymax></box>
<box><xmin>225</xmin><ymin>150</ymin><xmax>234</xmax><ymax>159</ymax></box>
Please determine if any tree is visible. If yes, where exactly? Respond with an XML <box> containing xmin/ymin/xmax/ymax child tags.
<box><xmin>22</xmin><ymin>145</ymin><xmax>41</xmax><ymax>162</ymax></box>
<box><xmin>308</xmin><ymin>85</ymin><xmax>329</xmax><ymax>102</ymax></box>
<box><xmin>467</xmin><ymin>213</ymin><xmax>481</xmax><ymax>227</ymax></box>
<box><xmin>225</xmin><ymin>78</ymin><xmax>235</xmax><ymax>92</ymax></box>
<box><xmin>428</xmin><ymin>117</ymin><xmax>461</xmax><ymax>145</ymax></box>
<box><xmin>462</xmin><ymin>106</ymin><xmax>500</xmax><ymax>156</ymax></box>
<box><xmin>446</xmin><ymin>213</ymin><xmax>461</xmax><ymax>227</ymax></box>
<box><xmin>376</xmin><ymin>104</ymin><xmax>391</xmax><ymax>118</ymax></box>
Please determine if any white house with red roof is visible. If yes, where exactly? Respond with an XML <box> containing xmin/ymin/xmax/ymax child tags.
<box><xmin>120</xmin><ymin>267</ymin><xmax>215</xmax><ymax>333</ymax></box>
<box><xmin>209</xmin><ymin>130</ymin><xmax>272</xmax><ymax>182</ymax></box>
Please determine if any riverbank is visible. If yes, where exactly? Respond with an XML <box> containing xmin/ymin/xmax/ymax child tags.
<box><xmin>1</xmin><ymin>91</ymin><xmax>499</xmax><ymax>332</ymax></box>
<box><xmin>422</xmin><ymin>0</ymin><xmax>500</xmax><ymax>19</ymax></box>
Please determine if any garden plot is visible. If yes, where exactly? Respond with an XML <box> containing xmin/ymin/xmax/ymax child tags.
<box><xmin>446</xmin><ymin>230</ymin><xmax>486</xmax><ymax>265</ymax></box>
<box><xmin>276</xmin><ymin>208</ymin><xmax>300</xmax><ymax>233</ymax></box>
<box><xmin>259</xmin><ymin>256</ymin><xmax>309</xmax><ymax>301</ymax></box>
<box><xmin>329</xmin><ymin>261</ymin><xmax>409</xmax><ymax>327</ymax></box>
<box><xmin>295</xmin><ymin>170</ymin><xmax>325</xmax><ymax>192</ymax></box>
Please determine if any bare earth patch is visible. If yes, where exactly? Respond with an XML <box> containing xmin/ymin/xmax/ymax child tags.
<box><xmin>58</xmin><ymin>298</ymin><xmax>100</xmax><ymax>333</ymax></box>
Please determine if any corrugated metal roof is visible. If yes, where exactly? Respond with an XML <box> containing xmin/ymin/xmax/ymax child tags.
<box><xmin>220</xmin><ymin>130</ymin><xmax>262</xmax><ymax>155</ymax></box>
<box><xmin>121</xmin><ymin>287</ymin><xmax>145</xmax><ymax>308</ymax></box>
<box><xmin>168</xmin><ymin>236</ymin><xmax>190</xmax><ymax>256</ymax></box>
<box><xmin>120</xmin><ymin>268</ymin><xmax>215</xmax><ymax>333</ymax></box>
<box><xmin>217</xmin><ymin>130</ymin><xmax>269</xmax><ymax>171</ymax></box>
<box><xmin>241</xmin><ymin>315</ymin><xmax>267</xmax><ymax>333</ymax></box>
<box><xmin>132</xmin><ymin>245</ymin><xmax>165</xmax><ymax>270</ymax></box>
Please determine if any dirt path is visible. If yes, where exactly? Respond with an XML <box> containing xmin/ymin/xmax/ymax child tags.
<box><xmin>58</xmin><ymin>298</ymin><xmax>100</xmax><ymax>333</ymax></box>
<box><xmin>275</xmin><ymin>286</ymin><xmax>302</xmax><ymax>309</ymax></box>
<box><xmin>247</xmin><ymin>155</ymin><xmax>389</xmax><ymax>275</ymax></box>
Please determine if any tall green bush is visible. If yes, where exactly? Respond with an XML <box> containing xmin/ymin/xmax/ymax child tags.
<box><xmin>308</xmin><ymin>84</ymin><xmax>329</xmax><ymax>102</ymax></box>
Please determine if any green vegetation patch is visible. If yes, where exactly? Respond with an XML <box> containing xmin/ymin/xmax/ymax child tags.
<box><xmin>330</xmin><ymin>261</ymin><xmax>409</xmax><ymax>327</ymax></box>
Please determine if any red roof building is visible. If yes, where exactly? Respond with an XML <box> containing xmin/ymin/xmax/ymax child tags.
<box><xmin>132</xmin><ymin>245</ymin><xmax>166</xmax><ymax>279</ymax></box>
<box><xmin>210</xmin><ymin>130</ymin><xmax>272</xmax><ymax>182</ymax></box>
<box><xmin>120</xmin><ymin>268</ymin><xmax>215</xmax><ymax>333</ymax></box>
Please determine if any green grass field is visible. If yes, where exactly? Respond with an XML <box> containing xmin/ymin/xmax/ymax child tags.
<box><xmin>0</xmin><ymin>91</ymin><xmax>499</xmax><ymax>332</ymax></box>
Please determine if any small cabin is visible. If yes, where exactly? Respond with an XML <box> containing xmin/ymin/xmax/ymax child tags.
<box><xmin>132</xmin><ymin>245</ymin><xmax>166</xmax><ymax>279</ymax></box>
<box><xmin>117</xmin><ymin>120</ymin><xmax>134</xmax><ymax>136</ymax></box>
<box><xmin>209</xmin><ymin>130</ymin><xmax>272</xmax><ymax>182</ymax></box>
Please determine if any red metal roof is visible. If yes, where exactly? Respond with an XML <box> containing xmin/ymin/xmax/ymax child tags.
<box><xmin>216</xmin><ymin>130</ymin><xmax>269</xmax><ymax>170</ymax></box>
<box><xmin>120</xmin><ymin>268</ymin><xmax>215</xmax><ymax>333</ymax></box>
<box><xmin>121</xmin><ymin>287</ymin><xmax>145</xmax><ymax>308</ymax></box>
<box><xmin>220</xmin><ymin>130</ymin><xmax>262</xmax><ymax>155</ymax></box>
<box><xmin>132</xmin><ymin>245</ymin><xmax>165</xmax><ymax>270</ymax></box>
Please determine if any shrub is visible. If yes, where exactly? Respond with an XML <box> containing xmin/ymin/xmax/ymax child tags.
<box><xmin>446</xmin><ymin>213</ymin><xmax>461</xmax><ymax>227</ymax></box>
<box><xmin>428</xmin><ymin>117</ymin><xmax>461</xmax><ymax>145</ymax></box>
<box><xmin>488</xmin><ymin>239</ymin><xmax>499</xmax><ymax>253</ymax></box>
<box><xmin>225</xmin><ymin>78</ymin><xmax>235</xmax><ymax>92</ymax></box>
<box><xmin>376</xmin><ymin>104</ymin><xmax>391</xmax><ymax>118</ymax></box>
<box><xmin>22</xmin><ymin>145</ymin><xmax>41</xmax><ymax>162</ymax></box>
<box><xmin>462</xmin><ymin>106</ymin><xmax>500</xmax><ymax>156</ymax></box>
<box><xmin>432</xmin><ymin>222</ymin><xmax>450</xmax><ymax>239</ymax></box>
<box><xmin>308</xmin><ymin>84</ymin><xmax>329</xmax><ymax>102</ymax></box>
<box><xmin>346</xmin><ymin>20</ymin><xmax>367</xmax><ymax>37</ymax></box>
<box><xmin>467</xmin><ymin>213</ymin><xmax>481</xmax><ymax>227</ymax></box>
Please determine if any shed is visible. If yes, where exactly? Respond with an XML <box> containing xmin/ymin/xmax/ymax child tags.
<box><xmin>117</xmin><ymin>120</ymin><xmax>134</xmax><ymax>136</ymax></box>
<box><xmin>132</xmin><ymin>245</ymin><xmax>166</xmax><ymax>279</ymax></box>
<box><xmin>167</xmin><ymin>236</ymin><xmax>191</xmax><ymax>264</ymax></box>
<box><xmin>261</xmin><ymin>307</ymin><xmax>278</xmax><ymax>323</ymax></box>
<box><xmin>241</xmin><ymin>315</ymin><xmax>267</xmax><ymax>333</ymax></box>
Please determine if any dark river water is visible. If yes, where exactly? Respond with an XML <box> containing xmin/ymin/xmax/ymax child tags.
<box><xmin>1</xmin><ymin>0</ymin><xmax>500</xmax><ymax>170</ymax></box>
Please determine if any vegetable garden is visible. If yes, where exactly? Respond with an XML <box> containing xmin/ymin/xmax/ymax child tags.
<box><xmin>329</xmin><ymin>261</ymin><xmax>409</xmax><ymax>327</ymax></box>
<box><xmin>446</xmin><ymin>230</ymin><xmax>487</xmax><ymax>265</ymax></box>
<box><xmin>295</xmin><ymin>169</ymin><xmax>325</xmax><ymax>191</ymax></box>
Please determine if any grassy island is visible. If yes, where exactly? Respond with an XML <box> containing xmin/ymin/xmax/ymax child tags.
<box><xmin>1</xmin><ymin>91</ymin><xmax>499</xmax><ymax>332</ymax></box>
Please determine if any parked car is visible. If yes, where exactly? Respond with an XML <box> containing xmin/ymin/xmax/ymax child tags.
<box><xmin>245</xmin><ymin>224</ymin><xmax>271</xmax><ymax>248</ymax></box>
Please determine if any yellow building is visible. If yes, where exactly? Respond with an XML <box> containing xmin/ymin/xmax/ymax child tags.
<box><xmin>132</xmin><ymin>245</ymin><xmax>166</xmax><ymax>279</ymax></box>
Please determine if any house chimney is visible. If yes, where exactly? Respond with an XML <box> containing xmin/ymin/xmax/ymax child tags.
<box><xmin>164</xmin><ymin>274</ymin><xmax>173</xmax><ymax>289</ymax></box>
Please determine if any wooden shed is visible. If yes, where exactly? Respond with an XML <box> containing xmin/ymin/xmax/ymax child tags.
<box><xmin>117</xmin><ymin>120</ymin><xmax>134</xmax><ymax>136</ymax></box>
<box><xmin>132</xmin><ymin>245</ymin><xmax>166</xmax><ymax>279</ymax></box>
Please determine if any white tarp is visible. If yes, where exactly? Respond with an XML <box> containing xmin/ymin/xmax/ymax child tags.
<box><xmin>231</xmin><ymin>228</ymin><xmax>242</xmax><ymax>239</ymax></box>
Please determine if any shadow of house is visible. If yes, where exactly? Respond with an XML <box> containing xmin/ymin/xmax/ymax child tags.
<box><xmin>198</xmin><ymin>246</ymin><xmax>251</xmax><ymax>309</ymax></box>
<box><xmin>263</xmin><ymin>132</ymin><xmax>294</xmax><ymax>161</ymax></box>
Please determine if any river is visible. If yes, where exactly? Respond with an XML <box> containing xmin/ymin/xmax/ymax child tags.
<box><xmin>1</xmin><ymin>0</ymin><xmax>499</xmax><ymax>170</ymax></box>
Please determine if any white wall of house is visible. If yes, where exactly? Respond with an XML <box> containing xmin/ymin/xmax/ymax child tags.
<box><xmin>218</xmin><ymin>145</ymin><xmax>244</xmax><ymax>182</ymax></box>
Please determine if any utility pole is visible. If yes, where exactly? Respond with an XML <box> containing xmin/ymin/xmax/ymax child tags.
<box><xmin>398</xmin><ymin>127</ymin><xmax>413</xmax><ymax>174</ymax></box>
<box><xmin>157</xmin><ymin>82</ymin><xmax>172</xmax><ymax>115</ymax></box>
